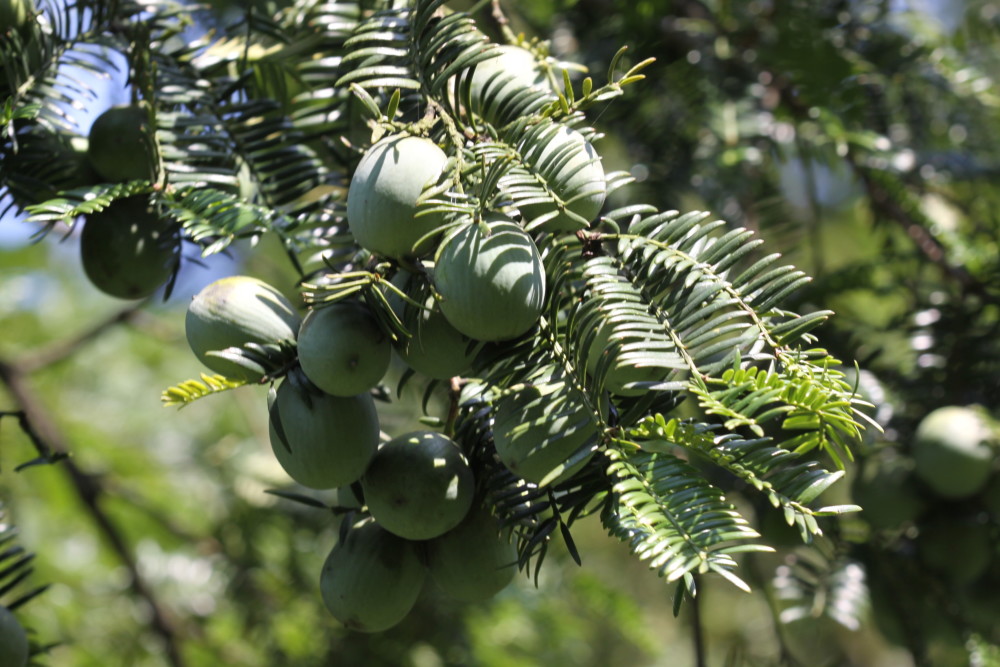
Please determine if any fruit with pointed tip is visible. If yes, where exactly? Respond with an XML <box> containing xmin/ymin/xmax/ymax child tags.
<box><xmin>80</xmin><ymin>196</ymin><xmax>180</xmax><ymax>300</ymax></box>
<box><xmin>268</xmin><ymin>375</ymin><xmax>379</xmax><ymax>489</ymax></box>
<box><xmin>297</xmin><ymin>302</ymin><xmax>390</xmax><ymax>397</ymax></box>
<box><xmin>320</xmin><ymin>521</ymin><xmax>426</xmax><ymax>633</ymax></box>
<box><xmin>185</xmin><ymin>276</ymin><xmax>300</xmax><ymax>382</ymax></box>
<box><xmin>433</xmin><ymin>216</ymin><xmax>546</xmax><ymax>342</ymax></box>
<box><xmin>347</xmin><ymin>135</ymin><xmax>448</xmax><ymax>260</ymax></box>
<box><xmin>362</xmin><ymin>431</ymin><xmax>475</xmax><ymax>540</ymax></box>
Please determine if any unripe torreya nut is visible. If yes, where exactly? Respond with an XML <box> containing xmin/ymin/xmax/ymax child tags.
<box><xmin>912</xmin><ymin>405</ymin><xmax>996</xmax><ymax>499</ymax></box>
<box><xmin>917</xmin><ymin>512</ymin><xmax>993</xmax><ymax>585</ymax></box>
<box><xmin>466</xmin><ymin>45</ymin><xmax>552</xmax><ymax>125</ymax></box>
<box><xmin>426</xmin><ymin>505</ymin><xmax>518</xmax><ymax>601</ymax></box>
<box><xmin>514</xmin><ymin>124</ymin><xmax>606</xmax><ymax>232</ymax></box>
<box><xmin>585</xmin><ymin>316</ymin><xmax>671</xmax><ymax>397</ymax></box>
<box><xmin>320</xmin><ymin>521</ymin><xmax>426</xmax><ymax>633</ymax></box>
<box><xmin>362</xmin><ymin>431</ymin><xmax>475</xmax><ymax>540</ymax></box>
<box><xmin>850</xmin><ymin>455</ymin><xmax>926</xmax><ymax>529</ymax></box>
<box><xmin>268</xmin><ymin>378</ymin><xmax>379</xmax><ymax>489</ymax></box>
<box><xmin>4</xmin><ymin>128</ymin><xmax>98</xmax><ymax>209</ymax></box>
<box><xmin>493</xmin><ymin>385</ymin><xmax>600</xmax><ymax>485</ymax></box>
<box><xmin>185</xmin><ymin>276</ymin><xmax>301</xmax><ymax>382</ymax></box>
<box><xmin>87</xmin><ymin>104</ymin><xmax>157</xmax><ymax>182</ymax></box>
<box><xmin>0</xmin><ymin>0</ymin><xmax>31</xmax><ymax>32</ymax></box>
<box><xmin>388</xmin><ymin>272</ymin><xmax>477</xmax><ymax>380</ymax></box>
<box><xmin>0</xmin><ymin>604</ymin><xmax>28</xmax><ymax>667</ymax></box>
<box><xmin>347</xmin><ymin>135</ymin><xmax>447</xmax><ymax>260</ymax></box>
<box><xmin>433</xmin><ymin>217</ymin><xmax>545</xmax><ymax>342</ymax></box>
<box><xmin>297</xmin><ymin>302</ymin><xmax>390</xmax><ymax>396</ymax></box>
<box><xmin>80</xmin><ymin>196</ymin><xmax>180</xmax><ymax>300</ymax></box>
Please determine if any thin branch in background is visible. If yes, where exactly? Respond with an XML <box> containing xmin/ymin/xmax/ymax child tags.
<box><xmin>16</xmin><ymin>305</ymin><xmax>146</xmax><ymax>374</ymax></box>
<box><xmin>851</xmin><ymin>163</ymin><xmax>977</xmax><ymax>292</ymax></box>
<box><xmin>0</xmin><ymin>306</ymin><xmax>191</xmax><ymax>667</ymax></box>
<box><xmin>691</xmin><ymin>575</ymin><xmax>707</xmax><ymax>667</ymax></box>
<box><xmin>0</xmin><ymin>407</ymin><xmax>67</xmax><ymax>470</ymax></box>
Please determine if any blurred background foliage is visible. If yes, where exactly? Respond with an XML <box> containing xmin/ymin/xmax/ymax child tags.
<box><xmin>2</xmin><ymin>0</ymin><xmax>1000</xmax><ymax>665</ymax></box>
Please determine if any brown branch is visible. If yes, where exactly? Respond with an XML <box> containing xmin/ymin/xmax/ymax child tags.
<box><xmin>0</xmin><ymin>353</ymin><xmax>189</xmax><ymax>667</ymax></box>
<box><xmin>17</xmin><ymin>305</ymin><xmax>146</xmax><ymax>374</ymax></box>
<box><xmin>851</xmin><ymin>164</ymin><xmax>977</xmax><ymax>291</ymax></box>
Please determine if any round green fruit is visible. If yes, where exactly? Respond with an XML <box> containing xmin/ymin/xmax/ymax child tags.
<box><xmin>0</xmin><ymin>0</ymin><xmax>31</xmax><ymax>32</ymax></box>
<box><xmin>851</xmin><ymin>455</ymin><xmax>926</xmax><ymax>529</ymax></box>
<box><xmin>362</xmin><ymin>431</ymin><xmax>475</xmax><ymax>540</ymax></box>
<box><xmin>3</xmin><ymin>128</ymin><xmax>98</xmax><ymax>209</ymax></box>
<box><xmin>426</xmin><ymin>505</ymin><xmax>517</xmax><ymax>601</ymax></box>
<box><xmin>389</xmin><ymin>272</ymin><xmax>477</xmax><ymax>380</ymax></box>
<box><xmin>80</xmin><ymin>196</ymin><xmax>180</xmax><ymax>300</ymax></box>
<box><xmin>0</xmin><ymin>604</ymin><xmax>28</xmax><ymax>667</ymax></box>
<box><xmin>917</xmin><ymin>512</ymin><xmax>993</xmax><ymax>586</ymax></box>
<box><xmin>185</xmin><ymin>276</ymin><xmax>301</xmax><ymax>382</ymax></box>
<box><xmin>584</xmin><ymin>314</ymin><xmax>671</xmax><ymax>397</ymax></box>
<box><xmin>467</xmin><ymin>44</ymin><xmax>552</xmax><ymax>126</ymax></box>
<box><xmin>514</xmin><ymin>124</ymin><xmax>606</xmax><ymax>232</ymax></box>
<box><xmin>320</xmin><ymin>520</ymin><xmax>426</xmax><ymax>633</ymax></box>
<box><xmin>297</xmin><ymin>302</ymin><xmax>390</xmax><ymax>396</ymax></box>
<box><xmin>87</xmin><ymin>104</ymin><xmax>157</xmax><ymax>182</ymax></box>
<box><xmin>493</xmin><ymin>384</ymin><xmax>600</xmax><ymax>486</ymax></box>
<box><xmin>912</xmin><ymin>405</ymin><xmax>995</xmax><ymax>499</ymax></box>
<box><xmin>268</xmin><ymin>376</ymin><xmax>379</xmax><ymax>489</ymax></box>
<box><xmin>347</xmin><ymin>135</ymin><xmax>448</xmax><ymax>260</ymax></box>
<box><xmin>433</xmin><ymin>217</ymin><xmax>545</xmax><ymax>342</ymax></box>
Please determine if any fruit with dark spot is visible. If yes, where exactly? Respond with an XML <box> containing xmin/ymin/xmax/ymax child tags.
<box><xmin>297</xmin><ymin>302</ymin><xmax>390</xmax><ymax>396</ymax></box>
<box><xmin>268</xmin><ymin>375</ymin><xmax>379</xmax><ymax>489</ymax></box>
<box><xmin>80</xmin><ymin>196</ymin><xmax>180</xmax><ymax>300</ymax></box>
<box><xmin>362</xmin><ymin>431</ymin><xmax>475</xmax><ymax>540</ymax></box>
<box><xmin>319</xmin><ymin>521</ymin><xmax>426</xmax><ymax>633</ymax></box>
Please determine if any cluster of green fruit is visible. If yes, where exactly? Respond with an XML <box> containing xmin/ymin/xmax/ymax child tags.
<box><xmin>184</xmin><ymin>274</ymin><xmax>523</xmax><ymax>632</ymax></box>
<box><xmin>172</xmin><ymin>44</ymin><xmax>622</xmax><ymax>632</ymax></box>
<box><xmin>3</xmin><ymin>98</ymin><xmax>178</xmax><ymax>301</ymax></box>
<box><xmin>852</xmin><ymin>404</ymin><xmax>1000</xmax><ymax>652</ymax></box>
